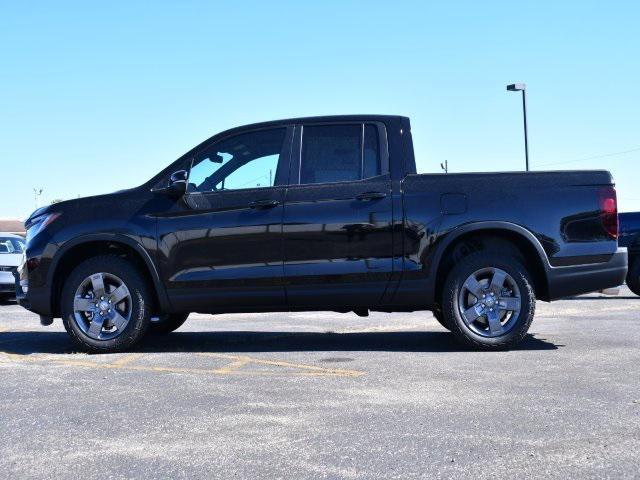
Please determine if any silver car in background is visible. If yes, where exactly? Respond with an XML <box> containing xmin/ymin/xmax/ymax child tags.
<box><xmin>0</xmin><ymin>233</ymin><xmax>24</xmax><ymax>301</ymax></box>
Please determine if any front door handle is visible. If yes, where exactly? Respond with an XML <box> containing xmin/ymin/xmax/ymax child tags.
<box><xmin>356</xmin><ymin>191</ymin><xmax>387</xmax><ymax>201</ymax></box>
<box><xmin>249</xmin><ymin>199</ymin><xmax>280</xmax><ymax>209</ymax></box>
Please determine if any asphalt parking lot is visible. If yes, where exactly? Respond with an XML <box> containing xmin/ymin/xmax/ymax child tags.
<box><xmin>1</xmin><ymin>289</ymin><xmax>639</xmax><ymax>479</ymax></box>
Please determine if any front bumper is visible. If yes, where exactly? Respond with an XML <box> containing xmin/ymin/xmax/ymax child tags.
<box><xmin>14</xmin><ymin>253</ymin><xmax>35</xmax><ymax>307</ymax></box>
<box><xmin>14</xmin><ymin>253</ymin><xmax>54</xmax><ymax>316</ymax></box>
<box><xmin>547</xmin><ymin>247</ymin><xmax>628</xmax><ymax>300</ymax></box>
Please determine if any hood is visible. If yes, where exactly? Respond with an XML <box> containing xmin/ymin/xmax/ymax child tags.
<box><xmin>25</xmin><ymin>186</ymin><xmax>141</xmax><ymax>228</ymax></box>
<box><xmin>24</xmin><ymin>205</ymin><xmax>51</xmax><ymax>226</ymax></box>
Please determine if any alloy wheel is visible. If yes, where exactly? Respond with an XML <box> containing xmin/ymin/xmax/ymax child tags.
<box><xmin>457</xmin><ymin>267</ymin><xmax>522</xmax><ymax>337</ymax></box>
<box><xmin>72</xmin><ymin>272</ymin><xmax>132</xmax><ymax>340</ymax></box>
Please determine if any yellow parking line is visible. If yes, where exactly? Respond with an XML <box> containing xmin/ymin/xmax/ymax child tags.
<box><xmin>1</xmin><ymin>352</ymin><xmax>25</xmax><ymax>362</ymax></box>
<box><xmin>109</xmin><ymin>353</ymin><xmax>143</xmax><ymax>367</ymax></box>
<box><xmin>214</xmin><ymin>355</ymin><xmax>252</xmax><ymax>374</ymax></box>
<box><xmin>199</xmin><ymin>352</ymin><xmax>365</xmax><ymax>377</ymax></box>
<box><xmin>53</xmin><ymin>359</ymin><xmax>358</xmax><ymax>377</ymax></box>
<box><xmin>0</xmin><ymin>350</ymin><xmax>365</xmax><ymax>377</ymax></box>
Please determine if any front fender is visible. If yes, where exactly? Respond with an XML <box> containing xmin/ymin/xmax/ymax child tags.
<box><xmin>48</xmin><ymin>233</ymin><xmax>171</xmax><ymax>313</ymax></box>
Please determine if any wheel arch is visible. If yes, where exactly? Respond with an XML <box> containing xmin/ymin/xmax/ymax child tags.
<box><xmin>49</xmin><ymin>234</ymin><xmax>171</xmax><ymax>317</ymax></box>
<box><xmin>430</xmin><ymin>222</ymin><xmax>551</xmax><ymax>303</ymax></box>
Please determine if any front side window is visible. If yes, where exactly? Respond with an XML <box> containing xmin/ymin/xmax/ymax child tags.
<box><xmin>188</xmin><ymin>128</ymin><xmax>287</xmax><ymax>192</ymax></box>
<box><xmin>299</xmin><ymin>124</ymin><xmax>382</xmax><ymax>185</ymax></box>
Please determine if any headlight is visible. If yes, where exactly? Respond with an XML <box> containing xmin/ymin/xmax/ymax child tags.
<box><xmin>25</xmin><ymin>213</ymin><xmax>61</xmax><ymax>243</ymax></box>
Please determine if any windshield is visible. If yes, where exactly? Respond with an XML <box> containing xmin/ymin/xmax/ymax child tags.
<box><xmin>0</xmin><ymin>237</ymin><xmax>25</xmax><ymax>254</ymax></box>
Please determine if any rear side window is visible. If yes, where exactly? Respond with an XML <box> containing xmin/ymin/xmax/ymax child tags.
<box><xmin>299</xmin><ymin>124</ymin><xmax>382</xmax><ymax>185</ymax></box>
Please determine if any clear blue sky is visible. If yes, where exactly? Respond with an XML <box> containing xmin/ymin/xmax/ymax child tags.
<box><xmin>1</xmin><ymin>0</ymin><xmax>639</xmax><ymax>219</ymax></box>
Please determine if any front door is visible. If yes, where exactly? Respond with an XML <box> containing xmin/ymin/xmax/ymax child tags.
<box><xmin>157</xmin><ymin>126</ymin><xmax>293</xmax><ymax>312</ymax></box>
<box><xmin>283</xmin><ymin>123</ymin><xmax>394</xmax><ymax>307</ymax></box>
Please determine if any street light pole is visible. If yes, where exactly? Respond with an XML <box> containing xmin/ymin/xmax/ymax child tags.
<box><xmin>506</xmin><ymin>83</ymin><xmax>529</xmax><ymax>171</ymax></box>
<box><xmin>33</xmin><ymin>188</ymin><xmax>43</xmax><ymax>209</ymax></box>
<box><xmin>521</xmin><ymin>88</ymin><xmax>529</xmax><ymax>172</ymax></box>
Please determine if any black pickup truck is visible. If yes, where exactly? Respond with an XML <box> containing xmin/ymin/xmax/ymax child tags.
<box><xmin>619</xmin><ymin>212</ymin><xmax>640</xmax><ymax>295</ymax></box>
<box><xmin>16</xmin><ymin>115</ymin><xmax>627</xmax><ymax>352</ymax></box>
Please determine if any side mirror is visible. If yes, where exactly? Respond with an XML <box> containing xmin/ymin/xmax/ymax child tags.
<box><xmin>168</xmin><ymin>170</ymin><xmax>188</xmax><ymax>196</ymax></box>
<box><xmin>169</xmin><ymin>169</ymin><xmax>188</xmax><ymax>185</ymax></box>
<box><xmin>156</xmin><ymin>170</ymin><xmax>188</xmax><ymax>198</ymax></box>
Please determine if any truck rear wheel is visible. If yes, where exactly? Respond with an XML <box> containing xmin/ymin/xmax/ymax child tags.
<box><xmin>627</xmin><ymin>256</ymin><xmax>640</xmax><ymax>297</ymax></box>
<box><xmin>61</xmin><ymin>256</ymin><xmax>152</xmax><ymax>353</ymax></box>
<box><xmin>442</xmin><ymin>251</ymin><xmax>535</xmax><ymax>350</ymax></box>
<box><xmin>148</xmin><ymin>313</ymin><xmax>189</xmax><ymax>335</ymax></box>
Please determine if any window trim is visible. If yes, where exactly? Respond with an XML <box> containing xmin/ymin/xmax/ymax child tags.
<box><xmin>185</xmin><ymin>125</ymin><xmax>294</xmax><ymax>194</ymax></box>
<box><xmin>293</xmin><ymin>121</ymin><xmax>390</xmax><ymax>187</ymax></box>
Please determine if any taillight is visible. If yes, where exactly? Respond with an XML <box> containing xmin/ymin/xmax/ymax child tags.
<box><xmin>598</xmin><ymin>186</ymin><xmax>618</xmax><ymax>239</ymax></box>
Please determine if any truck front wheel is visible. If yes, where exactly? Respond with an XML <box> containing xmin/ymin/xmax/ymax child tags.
<box><xmin>442</xmin><ymin>252</ymin><xmax>536</xmax><ymax>350</ymax></box>
<box><xmin>627</xmin><ymin>256</ymin><xmax>640</xmax><ymax>297</ymax></box>
<box><xmin>61</xmin><ymin>256</ymin><xmax>152</xmax><ymax>353</ymax></box>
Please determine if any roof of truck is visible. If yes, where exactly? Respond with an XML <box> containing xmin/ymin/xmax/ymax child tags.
<box><xmin>244</xmin><ymin>113</ymin><xmax>405</xmax><ymax>124</ymax></box>
<box><xmin>216</xmin><ymin>114</ymin><xmax>409</xmax><ymax>134</ymax></box>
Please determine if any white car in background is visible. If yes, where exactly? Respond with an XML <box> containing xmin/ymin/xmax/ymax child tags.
<box><xmin>0</xmin><ymin>233</ymin><xmax>24</xmax><ymax>301</ymax></box>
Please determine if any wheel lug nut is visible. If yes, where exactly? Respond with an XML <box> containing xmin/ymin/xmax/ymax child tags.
<box><xmin>482</xmin><ymin>294</ymin><xmax>486</xmax><ymax>299</ymax></box>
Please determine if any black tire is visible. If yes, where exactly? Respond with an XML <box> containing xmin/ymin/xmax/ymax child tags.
<box><xmin>432</xmin><ymin>307</ymin><xmax>451</xmax><ymax>331</ymax></box>
<box><xmin>61</xmin><ymin>256</ymin><xmax>152</xmax><ymax>353</ymax></box>
<box><xmin>442</xmin><ymin>251</ymin><xmax>536</xmax><ymax>350</ymax></box>
<box><xmin>148</xmin><ymin>313</ymin><xmax>189</xmax><ymax>335</ymax></box>
<box><xmin>627</xmin><ymin>256</ymin><xmax>640</xmax><ymax>297</ymax></box>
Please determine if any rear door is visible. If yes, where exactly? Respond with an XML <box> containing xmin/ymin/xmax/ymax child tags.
<box><xmin>283</xmin><ymin>122</ymin><xmax>394</xmax><ymax>307</ymax></box>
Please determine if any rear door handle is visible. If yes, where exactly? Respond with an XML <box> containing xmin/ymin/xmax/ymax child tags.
<box><xmin>249</xmin><ymin>199</ymin><xmax>280</xmax><ymax>209</ymax></box>
<box><xmin>356</xmin><ymin>191</ymin><xmax>387</xmax><ymax>201</ymax></box>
